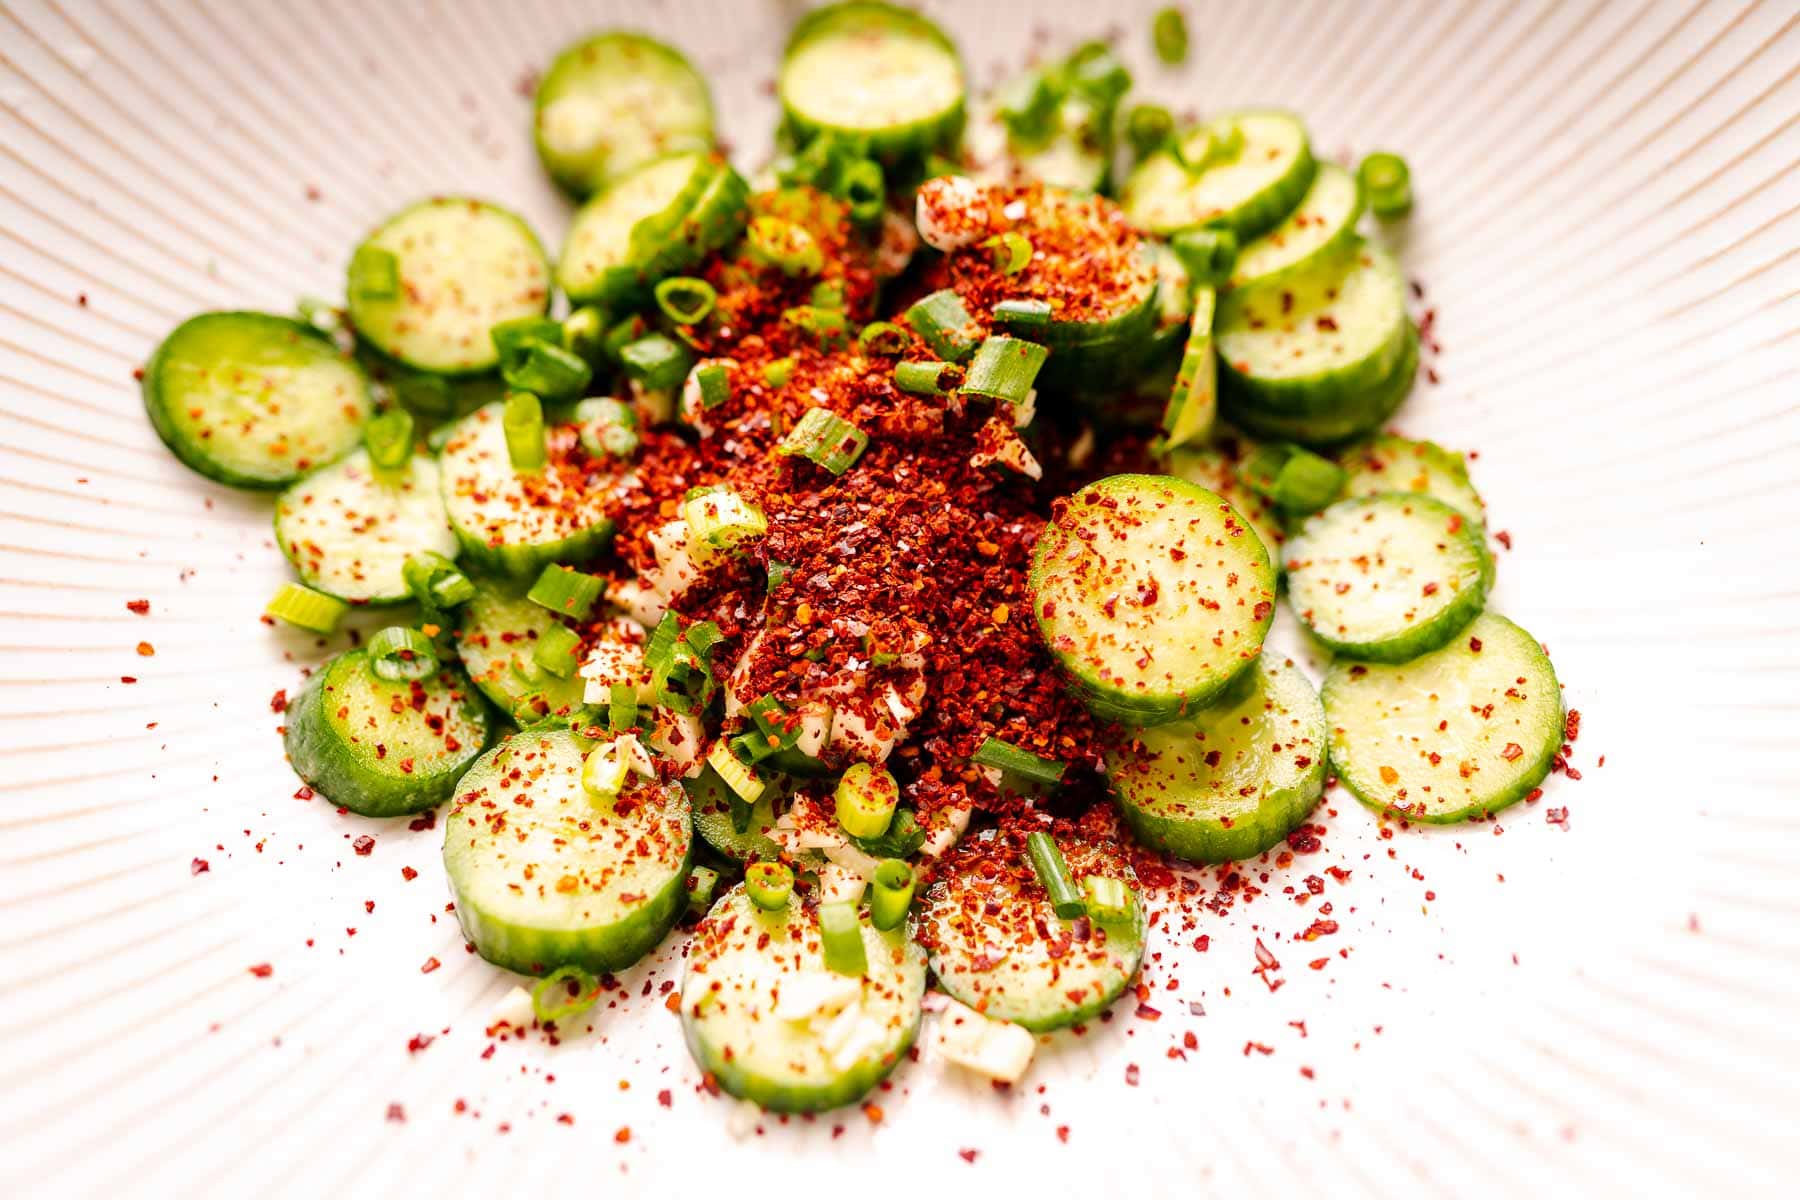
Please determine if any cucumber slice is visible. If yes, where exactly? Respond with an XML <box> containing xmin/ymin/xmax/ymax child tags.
<box><xmin>142</xmin><ymin>312</ymin><xmax>373</xmax><ymax>489</ymax></box>
<box><xmin>1322</xmin><ymin>612</ymin><xmax>1562</xmax><ymax>824</ymax></box>
<box><xmin>779</xmin><ymin>1</ymin><xmax>965</xmax><ymax>162</ymax></box>
<box><xmin>1122</xmin><ymin>110</ymin><xmax>1316</xmax><ymax>240</ymax></box>
<box><xmin>684</xmin><ymin>765</ymin><xmax>788</xmax><ymax>863</ymax></box>
<box><xmin>1164</xmin><ymin>435</ymin><xmax>1289</xmax><ymax>569</ymax></box>
<box><xmin>917</xmin><ymin>829</ymin><xmax>1145</xmax><ymax>1031</ymax></box>
<box><xmin>534</xmin><ymin>32</ymin><xmax>714</xmax><ymax>198</ymax></box>
<box><xmin>1338</xmin><ymin>434</ymin><xmax>1486</xmax><ymax>528</ymax></box>
<box><xmin>443</xmin><ymin>728</ymin><xmax>693</xmax><ymax>974</ymax></box>
<box><xmin>274</xmin><ymin>449</ymin><xmax>457</xmax><ymax>605</ymax></box>
<box><xmin>558</xmin><ymin>152</ymin><xmax>749</xmax><ymax>307</ymax></box>
<box><xmin>1107</xmin><ymin>656</ymin><xmax>1326</xmax><ymax>863</ymax></box>
<box><xmin>1162</xmin><ymin>285</ymin><xmax>1217</xmax><ymax>449</ymax></box>
<box><xmin>1226</xmin><ymin>320</ymin><xmax>1418</xmax><ymax>446</ymax></box>
<box><xmin>1030</xmin><ymin>473</ymin><xmax>1276</xmax><ymax>724</ymax></box>
<box><xmin>1218</xmin><ymin>242</ymin><xmax>1410</xmax><ymax>418</ymax></box>
<box><xmin>345</xmin><ymin>198</ymin><xmax>550</xmax><ymax>376</ymax></box>
<box><xmin>1229</xmin><ymin>163</ymin><xmax>1364</xmax><ymax>290</ymax></box>
<box><xmin>1007</xmin><ymin>188</ymin><xmax>1161</xmax><ymax>366</ymax></box>
<box><xmin>283</xmin><ymin>649</ymin><xmax>492</xmax><ymax>818</ymax></box>
<box><xmin>456</xmin><ymin>575</ymin><xmax>589</xmax><ymax>715</ymax></box>
<box><xmin>437</xmin><ymin>402</ymin><xmax>616</xmax><ymax>577</ymax></box>
<box><xmin>681</xmin><ymin>884</ymin><xmax>926</xmax><ymax>1112</ymax></box>
<box><xmin>1285</xmin><ymin>494</ymin><xmax>1492</xmax><ymax>663</ymax></box>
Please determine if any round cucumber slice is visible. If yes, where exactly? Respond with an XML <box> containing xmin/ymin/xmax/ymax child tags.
<box><xmin>1322</xmin><ymin>612</ymin><xmax>1563</xmax><ymax>824</ymax></box>
<box><xmin>558</xmin><ymin>152</ymin><xmax>748</xmax><ymax>307</ymax></box>
<box><xmin>917</xmin><ymin>828</ymin><xmax>1145</xmax><ymax>1031</ymax></box>
<box><xmin>142</xmin><ymin>312</ymin><xmax>373</xmax><ymax>489</ymax></box>
<box><xmin>283</xmin><ymin>649</ymin><xmax>492</xmax><ymax>818</ymax></box>
<box><xmin>1107</xmin><ymin>655</ymin><xmax>1326</xmax><ymax>863</ymax></box>
<box><xmin>1164</xmin><ymin>438</ymin><xmax>1289</xmax><ymax>570</ymax></box>
<box><xmin>456</xmin><ymin>575</ymin><xmax>589</xmax><ymax>715</ymax></box>
<box><xmin>1030</xmin><ymin>473</ymin><xmax>1277</xmax><ymax>725</ymax></box>
<box><xmin>779</xmin><ymin>1</ymin><xmax>965</xmax><ymax>162</ymax></box>
<box><xmin>1338</xmin><ymin>434</ymin><xmax>1486</xmax><ymax>528</ymax></box>
<box><xmin>1121</xmin><ymin>110</ymin><xmax>1316</xmax><ymax>240</ymax></box>
<box><xmin>443</xmin><ymin>728</ymin><xmax>693</xmax><ymax>974</ymax></box>
<box><xmin>274</xmin><ymin>449</ymin><xmax>457</xmax><ymax>605</ymax></box>
<box><xmin>534</xmin><ymin>32</ymin><xmax>714</xmax><ymax>198</ymax></box>
<box><xmin>436</xmin><ymin>401</ymin><xmax>616</xmax><ymax>577</ymax></box>
<box><xmin>1286</xmin><ymin>494</ymin><xmax>1493</xmax><ymax>663</ymax></box>
<box><xmin>1226</xmin><ymin>320</ymin><xmax>1419</xmax><ymax>446</ymax></box>
<box><xmin>681</xmin><ymin>884</ymin><xmax>926</xmax><ymax>1113</ymax></box>
<box><xmin>683</xmin><ymin>765</ymin><xmax>789</xmax><ymax>863</ymax></box>
<box><xmin>346</xmin><ymin>198</ymin><xmax>550</xmax><ymax>376</ymax></box>
<box><xmin>1229</xmin><ymin>162</ymin><xmax>1364</xmax><ymax>290</ymax></box>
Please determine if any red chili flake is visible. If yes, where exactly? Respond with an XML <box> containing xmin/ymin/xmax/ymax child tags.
<box><xmin>862</xmin><ymin>1103</ymin><xmax>884</xmax><ymax>1125</ymax></box>
<box><xmin>1564</xmin><ymin>709</ymin><xmax>1582</xmax><ymax>742</ymax></box>
<box><xmin>386</xmin><ymin>1103</ymin><xmax>406</xmax><ymax>1123</ymax></box>
<box><xmin>401</xmin><ymin>866</ymin><xmax>418</xmax><ymax>881</ymax></box>
<box><xmin>958</xmin><ymin>1149</ymin><xmax>979</xmax><ymax>1164</ymax></box>
<box><xmin>1300</xmin><ymin>1066</ymin><xmax>1316</xmax><ymax>1079</ymax></box>
<box><xmin>294</xmin><ymin>786</ymin><xmax>313</xmax><ymax>801</ymax></box>
<box><xmin>1308</xmin><ymin>957</ymin><xmax>1330</xmax><ymax>970</ymax></box>
<box><xmin>1468</xmin><ymin>636</ymin><xmax>1483</xmax><ymax>652</ymax></box>
<box><xmin>1546</xmin><ymin>807</ymin><xmax>1570</xmax><ymax>829</ymax></box>
<box><xmin>407</xmin><ymin>1033</ymin><xmax>434</xmax><ymax>1054</ymax></box>
<box><xmin>657</xmin><ymin>1089</ymin><xmax>672</xmax><ymax>1108</ymax></box>
<box><xmin>1495</xmin><ymin>530</ymin><xmax>1512</xmax><ymax>550</ymax></box>
<box><xmin>1501</xmin><ymin>742</ymin><xmax>1523</xmax><ymax>761</ymax></box>
<box><xmin>1302</xmin><ymin>919</ymin><xmax>1338</xmax><ymax>941</ymax></box>
<box><xmin>1056</xmin><ymin>1125</ymin><xmax>1070</xmax><ymax>1143</ymax></box>
<box><xmin>248</xmin><ymin>963</ymin><xmax>273</xmax><ymax>978</ymax></box>
<box><xmin>191</xmin><ymin>857</ymin><xmax>210</xmax><ymax>875</ymax></box>
<box><xmin>408</xmin><ymin>810</ymin><xmax>438</xmax><ymax>832</ymax></box>
<box><xmin>304</xmin><ymin>184</ymin><xmax>322</xmax><ymax>202</ymax></box>
<box><xmin>127</xmin><ymin>599</ymin><xmax>151</xmax><ymax>615</ymax></box>
<box><xmin>352</xmin><ymin>835</ymin><xmax>375</xmax><ymax>856</ymax></box>
<box><xmin>1123</xmin><ymin>1063</ymin><xmax>1140</xmax><ymax>1086</ymax></box>
<box><xmin>420</xmin><ymin>956</ymin><xmax>441</xmax><ymax>974</ymax></box>
<box><xmin>556</xmin><ymin>1113</ymin><xmax>574</xmax><ymax>1126</ymax></box>
<box><xmin>1243</xmin><ymin>1042</ymin><xmax>1274</xmax><ymax>1056</ymax></box>
<box><xmin>270</xmin><ymin>689</ymin><xmax>289</xmax><ymax>713</ymax></box>
<box><xmin>1135</xmin><ymin>1003</ymin><xmax>1162</xmax><ymax>1021</ymax></box>
<box><xmin>120</xmin><ymin>676</ymin><xmax>137</xmax><ymax>684</ymax></box>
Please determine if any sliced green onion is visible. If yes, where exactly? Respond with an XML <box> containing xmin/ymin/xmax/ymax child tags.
<box><xmin>893</xmin><ymin>359</ymin><xmax>963</xmax><ymax>397</ymax></box>
<box><xmin>834</xmin><ymin>762</ymin><xmax>899</xmax><ymax>839</ymax></box>
<box><xmin>729</xmin><ymin>729</ymin><xmax>779</xmax><ymax>765</ymax></box>
<box><xmin>527</xmin><ymin>564</ymin><xmax>604</xmax><ymax>620</ymax></box>
<box><xmin>266</xmin><ymin>581</ymin><xmax>347</xmax><ymax>634</ymax></box>
<box><xmin>582</xmin><ymin>737</ymin><xmax>631</xmax><ymax>799</ymax></box>
<box><xmin>1064</xmin><ymin>41</ymin><xmax>1131</xmax><ymax>107</ymax></box>
<box><xmin>745</xmin><ymin>861</ymin><xmax>793</xmax><ymax>911</ymax></box>
<box><xmin>1025</xmin><ymin>831</ymin><xmax>1086</xmax><ymax>919</ymax></box>
<box><xmin>780</xmin><ymin>305</ymin><xmax>850</xmax><ymax>351</ymax></box>
<box><xmin>841</xmin><ymin>158</ymin><xmax>886</xmax><ymax>225</ymax></box>
<box><xmin>778</xmin><ymin>407</ymin><xmax>868</xmax><ymax>475</ymax></box>
<box><xmin>573</xmin><ymin>396</ymin><xmax>639</xmax><ymax>459</ymax></box>
<box><xmin>608</xmin><ymin>682</ymin><xmax>637</xmax><ymax>733</ymax></box>
<box><xmin>962</xmin><ymin>336</ymin><xmax>1048</xmax><ymax>405</ymax></box>
<box><xmin>1359</xmin><ymin>151</ymin><xmax>1413</xmax><ymax>219</ymax></box>
<box><xmin>846</xmin><ymin>807</ymin><xmax>925</xmax><ymax>859</ymax></box>
<box><xmin>502</xmin><ymin>390</ymin><xmax>545</xmax><ymax>473</ymax></box>
<box><xmin>654</xmin><ymin>276</ymin><xmax>718</xmax><ymax>326</ymax></box>
<box><xmin>972</xmin><ymin>737</ymin><xmax>1066</xmax><ymax>784</ymax></box>
<box><xmin>747</xmin><ymin>216</ymin><xmax>823</xmax><ymax>277</ymax></box>
<box><xmin>647</xmin><ymin>613</ymin><xmax>722</xmax><ymax>714</ymax></box>
<box><xmin>810</xmin><ymin>279</ymin><xmax>847</xmax><ymax>309</ymax></box>
<box><xmin>503</xmin><ymin>341</ymin><xmax>592</xmax><ymax>400</ymax></box>
<box><xmin>981</xmin><ymin>232</ymin><xmax>1033</xmax><ymax>275</ymax></box>
<box><xmin>1126</xmin><ymin>103</ymin><xmax>1175</xmax><ymax>158</ymax></box>
<box><xmin>684</xmin><ymin>485</ymin><xmax>767</xmax><ymax>550</ymax></box>
<box><xmin>818</xmin><ymin>901</ymin><xmax>868</xmax><ymax>976</ymax></box>
<box><xmin>397</xmin><ymin>371</ymin><xmax>453</xmax><ymax>419</ymax></box>
<box><xmin>1083</xmin><ymin>875</ymin><xmax>1137</xmax><ymax>924</ymax></box>
<box><xmin>490</xmin><ymin>314</ymin><xmax>563</xmax><ymax>370</ymax></box>
<box><xmin>856</xmin><ymin>321</ymin><xmax>910</xmax><ymax>357</ymax></box>
<box><xmin>1272</xmin><ymin>450</ymin><xmax>1347</xmax><ymax>515</ymax></box>
<box><xmin>869</xmin><ymin>859</ymin><xmax>915</xmax><ymax>931</ymax></box>
<box><xmin>686</xmin><ymin>865</ymin><xmax>721</xmax><ymax>916</ymax></box>
<box><xmin>532</xmin><ymin>622</ymin><xmax>582</xmax><ymax>679</ymax></box>
<box><xmin>1169</xmin><ymin>227</ymin><xmax>1239</xmax><ymax>287</ymax></box>
<box><xmin>531</xmin><ymin>965</ymin><xmax>598</xmax><ymax>1024</ymax></box>
<box><xmin>348</xmin><ymin>244</ymin><xmax>399</xmax><ymax>300</ymax></box>
<box><xmin>619</xmin><ymin>332</ymin><xmax>694</xmax><ymax>392</ymax></box>
<box><xmin>602</xmin><ymin>314</ymin><xmax>650</xmax><ymax>363</ymax></box>
<box><xmin>763</xmin><ymin>356</ymin><xmax>796</xmax><ymax>388</ymax></box>
<box><xmin>402</xmin><ymin>551</ymin><xmax>474</xmax><ymax>610</ymax></box>
<box><xmin>996</xmin><ymin>69</ymin><xmax>1059</xmax><ymax>140</ymax></box>
<box><xmin>688</xmin><ymin>361</ymin><xmax>732</xmax><ymax>411</ymax></box>
<box><xmin>991</xmin><ymin>298</ymin><xmax>1052</xmax><ymax>332</ymax></box>
<box><xmin>707</xmin><ymin>739</ymin><xmax>765</xmax><ymax>806</ymax></box>
<box><xmin>1152</xmin><ymin>6</ymin><xmax>1189</xmax><ymax>64</ymax></box>
<box><xmin>363</xmin><ymin>408</ymin><xmax>414</xmax><ymax>480</ymax></box>
<box><xmin>367</xmin><ymin>626</ymin><xmax>439</xmax><ymax>683</ymax></box>
<box><xmin>562</xmin><ymin>305</ymin><xmax>606</xmax><ymax>364</ymax></box>
<box><xmin>905</xmin><ymin>289</ymin><xmax>982</xmax><ymax>363</ymax></box>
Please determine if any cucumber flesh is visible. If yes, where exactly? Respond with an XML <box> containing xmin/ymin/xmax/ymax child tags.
<box><xmin>456</xmin><ymin>576</ymin><xmax>590</xmax><ymax>715</ymax></box>
<box><xmin>1122</xmin><ymin>110</ymin><xmax>1316</xmax><ymax>240</ymax></box>
<box><xmin>346</xmin><ymin>198</ymin><xmax>550</xmax><ymax>376</ymax></box>
<box><xmin>283</xmin><ymin>649</ymin><xmax>492</xmax><ymax>818</ymax></box>
<box><xmin>682</xmin><ymin>884</ymin><xmax>926</xmax><ymax>1113</ymax></box>
<box><xmin>684</xmin><ymin>765</ymin><xmax>791</xmax><ymax>863</ymax></box>
<box><xmin>1162</xmin><ymin>285</ymin><xmax>1217</xmax><ymax>449</ymax></box>
<box><xmin>274</xmin><ymin>449</ymin><xmax>458</xmax><ymax>604</ymax></box>
<box><xmin>1030</xmin><ymin>473</ymin><xmax>1276</xmax><ymax>725</ymax></box>
<box><xmin>142</xmin><ymin>312</ymin><xmax>373</xmax><ymax>489</ymax></box>
<box><xmin>1286</xmin><ymin>494</ymin><xmax>1492</xmax><ymax>663</ymax></box>
<box><xmin>917</xmin><ymin>828</ymin><xmax>1145</xmax><ymax>1031</ymax></box>
<box><xmin>1226</xmin><ymin>319</ymin><xmax>1418</xmax><ymax>446</ymax></box>
<box><xmin>1164</xmin><ymin>436</ymin><xmax>1289</xmax><ymax>570</ymax></box>
<box><xmin>1230</xmin><ymin>162</ymin><xmax>1364</xmax><ymax>290</ymax></box>
<box><xmin>443</xmin><ymin>728</ymin><xmax>693</xmax><ymax>974</ymax></box>
<box><xmin>1338</xmin><ymin>434</ymin><xmax>1486</xmax><ymax>528</ymax></box>
<box><xmin>1322</xmin><ymin>612</ymin><xmax>1562</xmax><ymax>823</ymax></box>
<box><xmin>437</xmin><ymin>401</ymin><xmax>617</xmax><ymax>577</ymax></box>
<box><xmin>558</xmin><ymin>153</ymin><xmax>748</xmax><ymax>307</ymax></box>
<box><xmin>1107</xmin><ymin>655</ymin><xmax>1326</xmax><ymax>863</ymax></box>
<box><xmin>780</xmin><ymin>1</ymin><xmax>965</xmax><ymax>162</ymax></box>
<box><xmin>534</xmin><ymin>32</ymin><xmax>714</xmax><ymax>198</ymax></box>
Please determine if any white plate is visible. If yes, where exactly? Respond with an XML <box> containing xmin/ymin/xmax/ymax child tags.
<box><xmin>2</xmin><ymin>1</ymin><xmax>1797</xmax><ymax>1195</ymax></box>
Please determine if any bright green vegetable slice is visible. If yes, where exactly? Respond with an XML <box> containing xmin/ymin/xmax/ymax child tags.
<box><xmin>557</xmin><ymin>152</ymin><xmax>749</xmax><ymax>307</ymax></box>
<box><xmin>1229</xmin><ymin>162</ymin><xmax>1365</xmax><ymax>290</ymax></box>
<box><xmin>1226</xmin><ymin>320</ymin><xmax>1419</xmax><ymax>446</ymax></box>
<box><xmin>274</xmin><ymin>449</ymin><xmax>457</xmax><ymax>604</ymax></box>
<box><xmin>1164</xmin><ymin>437</ymin><xmax>1289</xmax><ymax>569</ymax></box>
<box><xmin>1121</xmin><ymin>110</ymin><xmax>1316</xmax><ymax>240</ymax></box>
<box><xmin>1337</xmin><ymin>434</ymin><xmax>1486</xmax><ymax>528</ymax></box>
<box><xmin>456</xmin><ymin>575</ymin><xmax>590</xmax><ymax>716</ymax></box>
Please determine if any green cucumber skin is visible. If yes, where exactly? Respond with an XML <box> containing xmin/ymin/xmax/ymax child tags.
<box><xmin>283</xmin><ymin>652</ymin><xmax>493</xmax><ymax>818</ymax></box>
<box><xmin>683</xmin><ymin>1004</ymin><xmax>921</xmax><ymax>1114</ymax></box>
<box><xmin>1228</xmin><ymin>163</ymin><xmax>1366</xmax><ymax>292</ymax></box>
<box><xmin>683</xmin><ymin>768</ymin><xmax>785</xmax><ymax>863</ymax></box>
<box><xmin>456</xmin><ymin>577</ymin><xmax>590</xmax><ymax>714</ymax></box>
<box><xmin>560</xmin><ymin>156</ymin><xmax>750</xmax><ymax>308</ymax></box>
<box><xmin>448</xmin><ymin>517</ymin><xmax>616</xmax><ymax>579</ymax></box>
<box><xmin>1122</xmin><ymin>110</ymin><xmax>1317</xmax><ymax>241</ymax></box>
<box><xmin>142</xmin><ymin>313</ymin><xmax>373</xmax><ymax>490</ymax></box>
<box><xmin>1225</xmin><ymin>323</ymin><xmax>1419</xmax><ymax>447</ymax></box>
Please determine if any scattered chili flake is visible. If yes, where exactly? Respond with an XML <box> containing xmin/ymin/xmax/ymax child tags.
<box><xmin>420</xmin><ymin>956</ymin><xmax>441</xmax><ymax>974</ymax></box>
<box><xmin>613</xmin><ymin>1126</ymin><xmax>631</xmax><ymax>1144</ymax></box>
<box><xmin>657</xmin><ymin>1089</ymin><xmax>672</xmax><ymax>1108</ymax></box>
<box><xmin>126</xmin><ymin>599</ymin><xmax>150</xmax><ymax>615</ymax></box>
<box><xmin>191</xmin><ymin>857</ymin><xmax>210</xmax><ymax>875</ymax></box>
<box><xmin>556</xmin><ymin>1113</ymin><xmax>574</xmax><ymax>1126</ymax></box>
<box><xmin>862</xmin><ymin>1103</ymin><xmax>884</xmax><ymax>1125</ymax></box>
<box><xmin>1123</xmin><ymin>1063</ymin><xmax>1140</xmax><ymax>1086</ymax></box>
<box><xmin>1495</xmin><ymin>530</ymin><xmax>1512</xmax><ymax>550</ymax></box>
<box><xmin>386</xmin><ymin>1103</ymin><xmax>405</xmax><ymax>1123</ymax></box>
<box><xmin>407</xmin><ymin>1033</ymin><xmax>434</xmax><ymax>1054</ymax></box>
<box><xmin>352</xmin><ymin>835</ymin><xmax>375</xmax><ymax>856</ymax></box>
<box><xmin>401</xmin><ymin>866</ymin><xmax>418</xmax><ymax>881</ymax></box>
<box><xmin>120</xmin><ymin>676</ymin><xmax>137</xmax><ymax>684</ymax></box>
<box><xmin>294</xmin><ymin>786</ymin><xmax>313</xmax><ymax>801</ymax></box>
<box><xmin>248</xmin><ymin>963</ymin><xmax>273</xmax><ymax>978</ymax></box>
<box><xmin>957</xmin><ymin>1149</ymin><xmax>980</xmax><ymax>1164</ymax></box>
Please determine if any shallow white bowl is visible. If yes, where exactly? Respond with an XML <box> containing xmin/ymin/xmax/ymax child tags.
<box><xmin>2</xmin><ymin>1</ymin><xmax>1797</xmax><ymax>1195</ymax></box>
